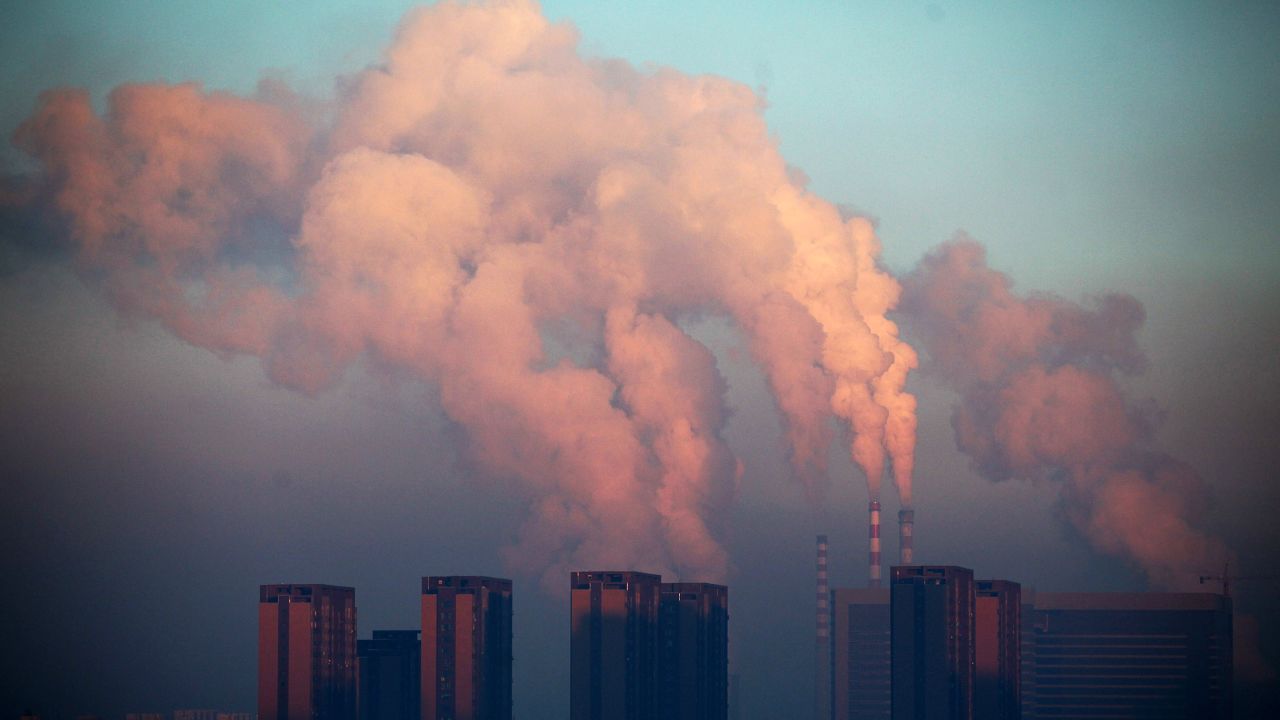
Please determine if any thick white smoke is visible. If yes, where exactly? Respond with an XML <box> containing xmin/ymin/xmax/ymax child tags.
<box><xmin>902</xmin><ymin>239</ymin><xmax>1230</xmax><ymax>588</ymax></box>
<box><xmin>901</xmin><ymin>240</ymin><xmax>1272</xmax><ymax>680</ymax></box>
<box><xmin>12</xmin><ymin>0</ymin><xmax>917</xmax><ymax>589</ymax></box>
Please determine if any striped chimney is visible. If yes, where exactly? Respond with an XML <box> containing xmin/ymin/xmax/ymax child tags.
<box><xmin>815</xmin><ymin>534</ymin><xmax>832</xmax><ymax>720</ymax></box>
<box><xmin>816</xmin><ymin>534</ymin><xmax>829</xmax><ymax>640</ymax></box>
<box><xmin>868</xmin><ymin>500</ymin><xmax>882</xmax><ymax>588</ymax></box>
<box><xmin>898</xmin><ymin>508</ymin><xmax>914</xmax><ymax>565</ymax></box>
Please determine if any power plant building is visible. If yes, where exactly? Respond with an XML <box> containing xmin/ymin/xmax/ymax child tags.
<box><xmin>821</xmin><ymin>537</ymin><xmax>1230</xmax><ymax>720</ymax></box>
<box><xmin>357</xmin><ymin>630</ymin><xmax>420</xmax><ymax>720</ymax></box>
<box><xmin>659</xmin><ymin>582</ymin><xmax>729</xmax><ymax>720</ymax></box>
<box><xmin>570</xmin><ymin>571</ymin><xmax>662</xmax><ymax>720</ymax></box>
<box><xmin>421</xmin><ymin>576</ymin><xmax>513</xmax><ymax>720</ymax></box>
<box><xmin>1022</xmin><ymin>591</ymin><xmax>1232</xmax><ymax>720</ymax></box>
<box><xmin>890</xmin><ymin>565</ymin><xmax>975</xmax><ymax>720</ymax></box>
<box><xmin>258</xmin><ymin>584</ymin><xmax>357</xmax><ymax>720</ymax></box>
<box><xmin>830</xmin><ymin>588</ymin><xmax>891</xmax><ymax>720</ymax></box>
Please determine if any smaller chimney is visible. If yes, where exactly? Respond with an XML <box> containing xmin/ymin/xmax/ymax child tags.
<box><xmin>816</xmin><ymin>534</ymin><xmax>829</xmax><ymax>641</ymax></box>
<box><xmin>869</xmin><ymin>500</ymin><xmax>882</xmax><ymax>587</ymax></box>
<box><xmin>898</xmin><ymin>508</ymin><xmax>914</xmax><ymax>564</ymax></box>
<box><xmin>815</xmin><ymin>534</ymin><xmax>831</xmax><ymax>720</ymax></box>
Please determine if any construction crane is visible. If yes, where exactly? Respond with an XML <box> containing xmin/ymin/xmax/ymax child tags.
<box><xmin>1199</xmin><ymin>562</ymin><xmax>1233</xmax><ymax>597</ymax></box>
<box><xmin>1198</xmin><ymin>562</ymin><xmax>1280</xmax><ymax>598</ymax></box>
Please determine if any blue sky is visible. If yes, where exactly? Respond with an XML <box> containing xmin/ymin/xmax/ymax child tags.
<box><xmin>2</xmin><ymin>2</ymin><xmax>1278</xmax><ymax>717</ymax></box>
<box><xmin>5</xmin><ymin>1</ymin><xmax>1275</xmax><ymax>284</ymax></box>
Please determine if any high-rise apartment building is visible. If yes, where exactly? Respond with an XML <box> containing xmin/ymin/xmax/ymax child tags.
<box><xmin>421</xmin><ymin>576</ymin><xmax>513</xmax><ymax>720</ymax></box>
<box><xmin>890</xmin><ymin>565</ymin><xmax>974</xmax><ymax>720</ymax></box>
<box><xmin>357</xmin><ymin>630</ymin><xmax>420</xmax><ymax>720</ymax></box>
<box><xmin>258</xmin><ymin>584</ymin><xmax>357</xmax><ymax>720</ymax></box>
<box><xmin>570</xmin><ymin>571</ymin><xmax>662</xmax><ymax>720</ymax></box>
<box><xmin>659</xmin><ymin>582</ymin><xmax>728</xmax><ymax>720</ymax></box>
<box><xmin>1022</xmin><ymin>591</ymin><xmax>1231</xmax><ymax>719</ymax></box>
<box><xmin>974</xmin><ymin>580</ymin><xmax>1020</xmax><ymax>720</ymax></box>
<box><xmin>831</xmin><ymin>588</ymin><xmax>891</xmax><ymax>720</ymax></box>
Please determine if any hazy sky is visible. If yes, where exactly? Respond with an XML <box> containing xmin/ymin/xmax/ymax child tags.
<box><xmin>2</xmin><ymin>2</ymin><xmax>1278</xmax><ymax>718</ymax></box>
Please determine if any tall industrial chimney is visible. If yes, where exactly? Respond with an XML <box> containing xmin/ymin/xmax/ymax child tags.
<box><xmin>868</xmin><ymin>500</ymin><xmax>882</xmax><ymax>587</ymax></box>
<box><xmin>898</xmin><ymin>508</ymin><xmax>914</xmax><ymax>564</ymax></box>
<box><xmin>815</xmin><ymin>534</ymin><xmax>831</xmax><ymax>720</ymax></box>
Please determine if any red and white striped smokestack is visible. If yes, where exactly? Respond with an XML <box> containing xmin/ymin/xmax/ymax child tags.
<box><xmin>815</xmin><ymin>534</ymin><xmax>831</xmax><ymax>720</ymax></box>
<box><xmin>898</xmin><ymin>508</ymin><xmax>914</xmax><ymax>564</ymax></box>
<box><xmin>816</xmin><ymin>534</ymin><xmax>829</xmax><ymax>640</ymax></box>
<box><xmin>868</xmin><ymin>500</ymin><xmax>882</xmax><ymax>588</ymax></box>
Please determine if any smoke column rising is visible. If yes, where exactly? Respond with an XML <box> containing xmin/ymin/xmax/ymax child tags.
<box><xmin>901</xmin><ymin>239</ymin><xmax>1229</xmax><ymax>588</ymax></box>
<box><xmin>9</xmin><ymin>0</ymin><xmax>918</xmax><ymax>590</ymax></box>
<box><xmin>11</xmin><ymin>0</ymin><xmax>1236</xmax><ymax>599</ymax></box>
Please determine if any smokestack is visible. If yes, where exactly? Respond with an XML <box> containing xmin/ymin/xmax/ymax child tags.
<box><xmin>898</xmin><ymin>508</ymin><xmax>914</xmax><ymax>564</ymax></box>
<box><xmin>868</xmin><ymin>500</ymin><xmax>882</xmax><ymax>587</ymax></box>
<box><xmin>815</xmin><ymin>534</ymin><xmax>831</xmax><ymax>720</ymax></box>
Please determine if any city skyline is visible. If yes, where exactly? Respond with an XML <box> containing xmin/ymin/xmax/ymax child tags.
<box><xmin>12</xmin><ymin>562</ymin><xmax>1237</xmax><ymax>719</ymax></box>
<box><xmin>3</xmin><ymin>2</ymin><xmax>1278</xmax><ymax>719</ymax></box>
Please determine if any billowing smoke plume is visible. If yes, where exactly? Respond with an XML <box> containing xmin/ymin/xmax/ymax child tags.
<box><xmin>10</xmin><ymin>0</ymin><xmax>916</xmax><ymax>588</ymax></box>
<box><xmin>902</xmin><ymin>239</ymin><xmax>1229</xmax><ymax>588</ymax></box>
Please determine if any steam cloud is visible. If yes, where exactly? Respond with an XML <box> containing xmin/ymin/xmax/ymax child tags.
<box><xmin>10</xmin><ymin>0</ymin><xmax>918</xmax><ymax>588</ymax></box>
<box><xmin>902</xmin><ymin>239</ymin><xmax>1230</xmax><ymax>588</ymax></box>
<box><xmin>7</xmin><ymin>0</ymin><xmax>1234</xmax><ymax>597</ymax></box>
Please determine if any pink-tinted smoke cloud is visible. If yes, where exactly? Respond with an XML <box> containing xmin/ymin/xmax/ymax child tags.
<box><xmin>902</xmin><ymin>238</ymin><xmax>1230</xmax><ymax>588</ymax></box>
<box><xmin>11</xmin><ymin>0</ymin><xmax>916</xmax><ymax>589</ymax></box>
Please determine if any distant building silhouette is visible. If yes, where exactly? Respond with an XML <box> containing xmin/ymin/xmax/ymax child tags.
<box><xmin>1022</xmin><ymin>591</ymin><xmax>1232</xmax><ymax>719</ymax></box>
<box><xmin>174</xmin><ymin>710</ymin><xmax>217</xmax><ymax>720</ymax></box>
<box><xmin>974</xmin><ymin>580</ymin><xmax>1020</xmax><ymax>720</ymax></box>
<box><xmin>570</xmin><ymin>571</ymin><xmax>662</xmax><ymax>720</ymax></box>
<box><xmin>890</xmin><ymin>565</ymin><xmax>974</xmax><ymax>720</ymax></box>
<box><xmin>258</xmin><ymin>584</ymin><xmax>357</xmax><ymax>720</ymax></box>
<box><xmin>215</xmin><ymin>713</ymin><xmax>255</xmax><ymax>720</ymax></box>
<box><xmin>357</xmin><ymin>630</ymin><xmax>420</xmax><ymax>720</ymax></box>
<box><xmin>831</xmin><ymin>587</ymin><xmax>890</xmax><ymax>720</ymax></box>
<box><xmin>659</xmin><ymin>582</ymin><xmax>728</xmax><ymax>720</ymax></box>
<box><xmin>421</xmin><ymin>576</ymin><xmax>512</xmax><ymax>720</ymax></box>
<box><xmin>125</xmin><ymin>714</ymin><xmax>164</xmax><ymax>720</ymax></box>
